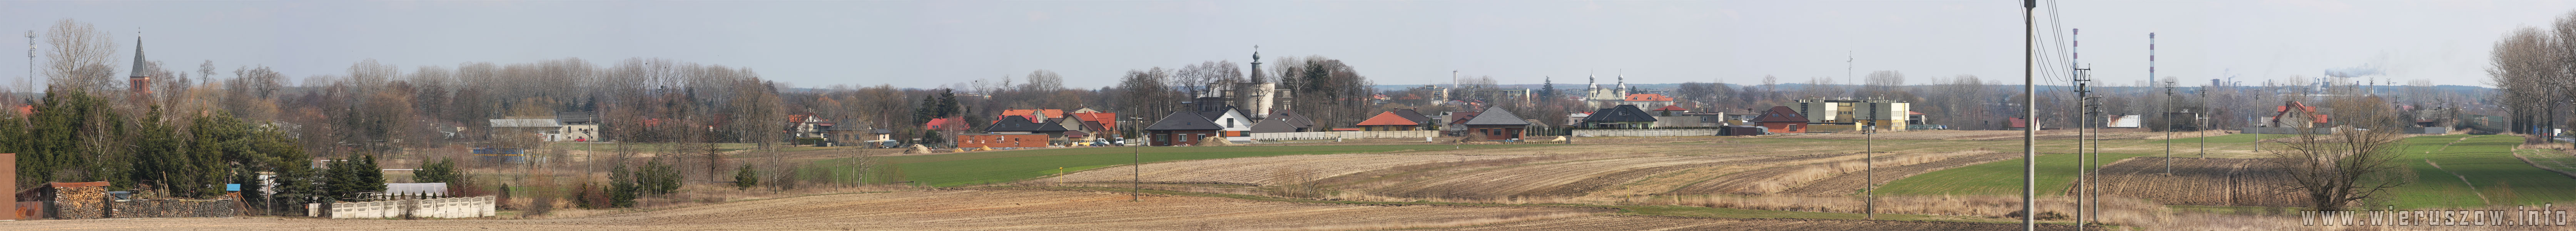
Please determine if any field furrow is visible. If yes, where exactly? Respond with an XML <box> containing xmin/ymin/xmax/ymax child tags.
<box><xmin>1045</xmin><ymin>154</ymin><xmax>1531</xmax><ymax>186</ymax></box>
<box><xmin>2085</xmin><ymin>157</ymin><xmax>2301</xmax><ymax>207</ymax></box>
<box><xmin>1371</xmin><ymin>156</ymin><xmax>1766</xmax><ymax>199</ymax></box>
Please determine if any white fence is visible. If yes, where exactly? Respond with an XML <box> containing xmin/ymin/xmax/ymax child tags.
<box><xmin>2240</xmin><ymin>127</ymin><xmax>2336</xmax><ymax>135</ymax></box>
<box><xmin>309</xmin><ymin>196</ymin><xmax>497</xmax><ymax>219</ymax></box>
<box><xmin>1572</xmin><ymin>129</ymin><xmax>1721</xmax><ymax>137</ymax></box>
<box><xmin>1251</xmin><ymin>130</ymin><xmax>1438</xmax><ymax>141</ymax></box>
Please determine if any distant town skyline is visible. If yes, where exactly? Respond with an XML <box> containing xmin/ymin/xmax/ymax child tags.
<box><xmin>3</xmin><ymin>0</ymin><xmax>2565</xmax><ymax>89</ymax></box>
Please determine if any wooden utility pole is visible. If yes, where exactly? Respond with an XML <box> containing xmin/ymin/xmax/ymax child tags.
<box><xmin>2020</xmin><ymin>0</ymin><xmax>2037</xmax><ymax>229</ymax></box>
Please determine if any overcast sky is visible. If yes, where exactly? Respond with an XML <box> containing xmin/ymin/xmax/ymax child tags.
<box><xmin>2</xmin><ymin>0</ymin><xmax>2567</xmax><ymax>89</ymax></box>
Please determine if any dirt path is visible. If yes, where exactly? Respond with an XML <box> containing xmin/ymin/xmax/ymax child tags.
<box><xmin>2512</xmin><ymin>150</ymin><xmax>2576</xmax><ymax>179</ymax></box>
<box><xmin>1777</xmin><ymin>152</ymin><xmax>2019</xmax><ymax>196</ymax></box>
<box><xmin>2421</xmin><ymin>159</ymin><xmax>2494</xmax><ymax>204</ymax></box>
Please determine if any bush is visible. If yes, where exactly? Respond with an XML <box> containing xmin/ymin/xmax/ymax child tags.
<box><xmin>733</xmin><ymin>164</ymin><xmax>760</xmax><ymax>190</ymax></box>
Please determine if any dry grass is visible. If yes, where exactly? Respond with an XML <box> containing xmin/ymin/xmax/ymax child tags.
<box><xmin>1619</xmin><ymin>194</ymin><xmax>2171</xmax><ymax>227</ymax></box>
<box><xmin>1780</xmin><ymin>129</ymin><xmax>2235</xmax><ymax>141</ymax></box>
<box><xmin>1671</xmin><ymin>151</ymin><xmax>1981</xmax><ymax>195</ymax></box>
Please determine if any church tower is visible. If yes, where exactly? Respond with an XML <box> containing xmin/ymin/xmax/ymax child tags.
<box><xmin>1243</xmin><ymin>45</ymin><xmax>1281</xmax><ymax>118</ymax></box>
<box><xmin>128</xmin><ymin>37</ymin><xmax>150</xmax><ymax>95</ymax></box>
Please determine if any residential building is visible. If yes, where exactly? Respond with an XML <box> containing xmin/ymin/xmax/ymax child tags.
<box><xmin>2264</xmin><ymin>101</ymin><xmax>2330</xmax><ymax>128</ymax></box>
<box><xmin>1652</xmin><ymin>105</ymin><xmax>1691</xmax><ymax>116</ymax></box>
<box><xmin>1793</xmin><ymin>98</ymin><xmax>1912</xmax><ymax>132</ymax></box>
<box><xmin>1751</xmin><ymin>106</ymin><xmax>1809</xmax><ymax>133</ymax></box>
<box><xmin>556</xmin><ymin>111</ymin><xmax>600</xmax><ymax>142</ymax></box>
<box><xmin>1460</xmin><ymin>106</ymin><xmax>1530</xmax><ymax>141</ymax></box>
<box><xmin>1580</xmin><ymin>105</ymin><xmax>1658</xmax><ymax>129</ymax></box>
<box><xmin>1144</xmin><ymin>112</ymin><xmax>1223</xmax><ymax>146</ymax></box>
<box><xmin>985</xmin><ymin>115</ymin><xmax>1074</xmax><ymax>139</ymax></box>
<box><xmin>956</xmin><ymin>133</ymin><xmax>1050</xmax><ymax>149</ymax></box>
<box><xmin>488</xmin><ymin>117</ymin><xmax>565</xmax><ymax>141</ymax></box>
<box><xmin>825</xmin><ymin>122</ymin><xmax>895</xmax><ymax>147</ymax></box>
<box><xmin>1355</xmin><ymin>111</ymin><xmax>1422</xmax><ymax>131</ymax></box>
<box><xmin>1249</xmin><ymin>109</ymin><xmax>1316</xmax><ymax>134</ymax></box>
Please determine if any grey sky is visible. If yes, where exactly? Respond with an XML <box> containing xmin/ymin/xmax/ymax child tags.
<box><xmin>2</xmin><ymin>0</ymin><xmax>2566</xmax><ymax>90</ymax></box>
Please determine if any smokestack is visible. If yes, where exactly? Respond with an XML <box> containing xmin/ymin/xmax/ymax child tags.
<box><xmin>2149</xmin><ymin>32</ymin><xmax>2156</xmax><ymax>85</ymax></box>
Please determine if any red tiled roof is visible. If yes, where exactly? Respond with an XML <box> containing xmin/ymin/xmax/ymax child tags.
<box><xmin>1908</xmin><ymin>111</ymin><xmax>1926</xmax><ymax>115</ymax></box>
<box><xmin>1625</xmin><ymin>94</ymin><xmax>1673</xmax><ymax>102</ymax></box>
<box><xmin>996</xmin><ymin>109</ymin><xmax>1066</xmax><ymax>123</ymax></box>
<box><xmin>2008</xmin><ymin>117</ymin><xmax>2028</xmax><ymax>128</ymax></box>
<box><xmin>1356</xmin><ymin>112</ymin><xmax>1418</xmax><ymax>126</ymax></box>
<box><xmin>1072</xmin><ymin>112</ymin><xmax>1119</xmax><ymax>131</ymax></box>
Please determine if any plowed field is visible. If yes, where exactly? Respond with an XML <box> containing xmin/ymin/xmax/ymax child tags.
<box><xmin>1434</xmin><ymin>215</ymin><xmax>2082</xmax><ymax>231</ymax></box>
<box><xmin>2086</xmin><ymin>157</ymin><xmax>2302</xmax><ymax>206</ymax></box>
<box><xmin>3</xmin><ymin>190</ymin><xmax>1610</xmax><ymax>231</ymax></box>
<box><xmin>1044</xmin><ymin>154</ymin><xmax>1531</xmax><ymax>186</ymax></box>
<box><xmin>1370</xmin><ymin>156</ymin><xmax>1770</xmax><ymax>198</ymax></box>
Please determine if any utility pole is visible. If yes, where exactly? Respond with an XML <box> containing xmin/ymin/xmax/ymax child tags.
<box><xmin>2165</xmin><ymin>78</ymin><xmax>2175</xmax><ymax>175</ymax></box>
<box><xmin>1865</xmin><ymin>101</ymin><xmax>1877</xmax><ymax>220</ymax></box>
<box><xmin>2200</xmin><ymin>84</ymin><xmax>2208</xmax><ymax>158</ymax></box>
<box><xmin>2020</xmin><ymin>0</ymin><xmax>2037</xmax><ymax>229</ymax></box>
<box><xmin>2068</xmin><ymin>27</ymin><xmax>2085</xmax><ymax>229</ymax></box>
<box><xmin>2073</xmin><ymin>65</ymin><xmax>2090</xmax><ymax>229</ymax></box>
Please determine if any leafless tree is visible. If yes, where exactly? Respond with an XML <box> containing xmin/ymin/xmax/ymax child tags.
<box><xmin>43</xmin><ymin>18</ymin><xmax>121</xmax><ymax>92</ymax></box>
<box><xmin>2264</xmin><ymin>95</ymin><xmax>2410</xmax><ymax>211</ymax></box>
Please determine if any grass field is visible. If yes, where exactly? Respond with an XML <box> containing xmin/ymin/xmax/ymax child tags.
<box><xmin>2385</xmin><ymin>135</ymin><xmax>2576</xmax><ymax>209</ymax></box>
<box><xmin>1871</xmin><ymin>152</ymin><xmax>2150</xmax><ymax>196</ymax></box>
<box><xmin>805</xmin><ymin>144</ymin><xmax>1547</xmax><ymax>187</ymax></box>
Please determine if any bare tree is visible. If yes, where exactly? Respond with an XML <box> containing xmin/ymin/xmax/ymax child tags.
<box><xmin>43</xmin><ymin>18</ymin><xmax>121</xmax><ymax>92</ymax></box>
<box><xmin>2264</xmin><ymin>95</ymin><xmax>2410</xmax><ymax>211</ymax></box>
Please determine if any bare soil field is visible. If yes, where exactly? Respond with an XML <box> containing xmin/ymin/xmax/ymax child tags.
<box><xmin>1368</xmin><ymin>155</ymin><xmax>1776</xmax><ymax>199</ymax></box>
<box><xmin>1777</xmin><ymin>151</ymin><xmax>2020</xmax><ymax>196</ymax></box>
<box><xmin>1667</xmin><ymin>151</ymin><xmax>1989</xmax><ymax>195</ymax></box>
<box><xmin>1042</xmin><ymin>154</ymin><xmax>1533</xmax><ymax>186</ymax></box>
<box><xmin>4</xmin><ymin>189</ymin><xmax>1614</xmax><ymax>231</ymax></box>
<box><xmin>1780</xmin><ymin>129</ymin><xmax>2233</xmax><ymax>141</ymax></box>
<box><xmin>1434</xmin><ymin>215</ymin><xmax>2083</xmax><ymax>231</ymax></box>
<box><xmin>2085</xmin><ymin>157</ymin><xmax>2303</xmax><ymax>207</ymax></box>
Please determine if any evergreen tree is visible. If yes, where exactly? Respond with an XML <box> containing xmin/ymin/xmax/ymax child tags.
<box><xmin>413</xmin><ymin>157</ymin><xmax>458</xmax><ymax>184</ymax></box>
<box><xmin>608</xmin><ymin>163</ymin><xmax>639</xmax><ymax>208</ymax></box>
<box><xmin>733</xmin><ymin>164</ymin><xmax>759</xmax><ymax>190</ymax></box>
<box><xmin>1539</xmin><ymin>77</ymin><xmax>1556</xmax><ymax>100</ymax></box>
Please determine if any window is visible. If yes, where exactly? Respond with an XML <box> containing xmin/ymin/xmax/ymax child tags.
<box><xmin>1227</xmin><ymin>119</ymin><xmax>1236</xmax><ymax>128</ymax></box>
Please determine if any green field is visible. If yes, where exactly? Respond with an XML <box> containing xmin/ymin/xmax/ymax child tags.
<box><xmin>1873</xmin><ymin>152</ymin><xmax>2149</xmax><ymax>196</ymax></box>
<box><xmin>809</xmin><ymin>144</ymin><xmax>1545</xmax><ymax>187</ymax></box>
<box><xmin>2385</xmin><ymin>135</ymin><xmax>2576</xmax><ymax>208</ymax></box>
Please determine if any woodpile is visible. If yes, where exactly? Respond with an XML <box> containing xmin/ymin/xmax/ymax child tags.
<box><xmin>50</xmin><ymin>182</ymin><xmax>110</xmax><ymax>219</ymax></box>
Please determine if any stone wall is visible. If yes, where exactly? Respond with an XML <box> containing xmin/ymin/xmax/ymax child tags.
<box><xmin>309</xmin><ymin>196</ymin><xmax>497</xmax><ymax>219</ymax></box>
<box><xmin>1572</xmin><ymin>129</ymin><xmax>1721</xmax><ymax>137</ymax></box>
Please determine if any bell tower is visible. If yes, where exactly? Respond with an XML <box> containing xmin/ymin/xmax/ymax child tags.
<box><xmin>128</xmin><ymin>37</ymin><xmax>151</xmax><ymax>95</ymax></box>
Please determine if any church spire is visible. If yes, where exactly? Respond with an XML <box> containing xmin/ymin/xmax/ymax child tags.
<box><xmin>128</xmin><ymin>35</ymin><xmax>151</xmax><ymax>94</ymax></box>
<box><xmin>130</xmin><ymin>37</ymin><xmax>148</xmax><ymax>77</ymax></box>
